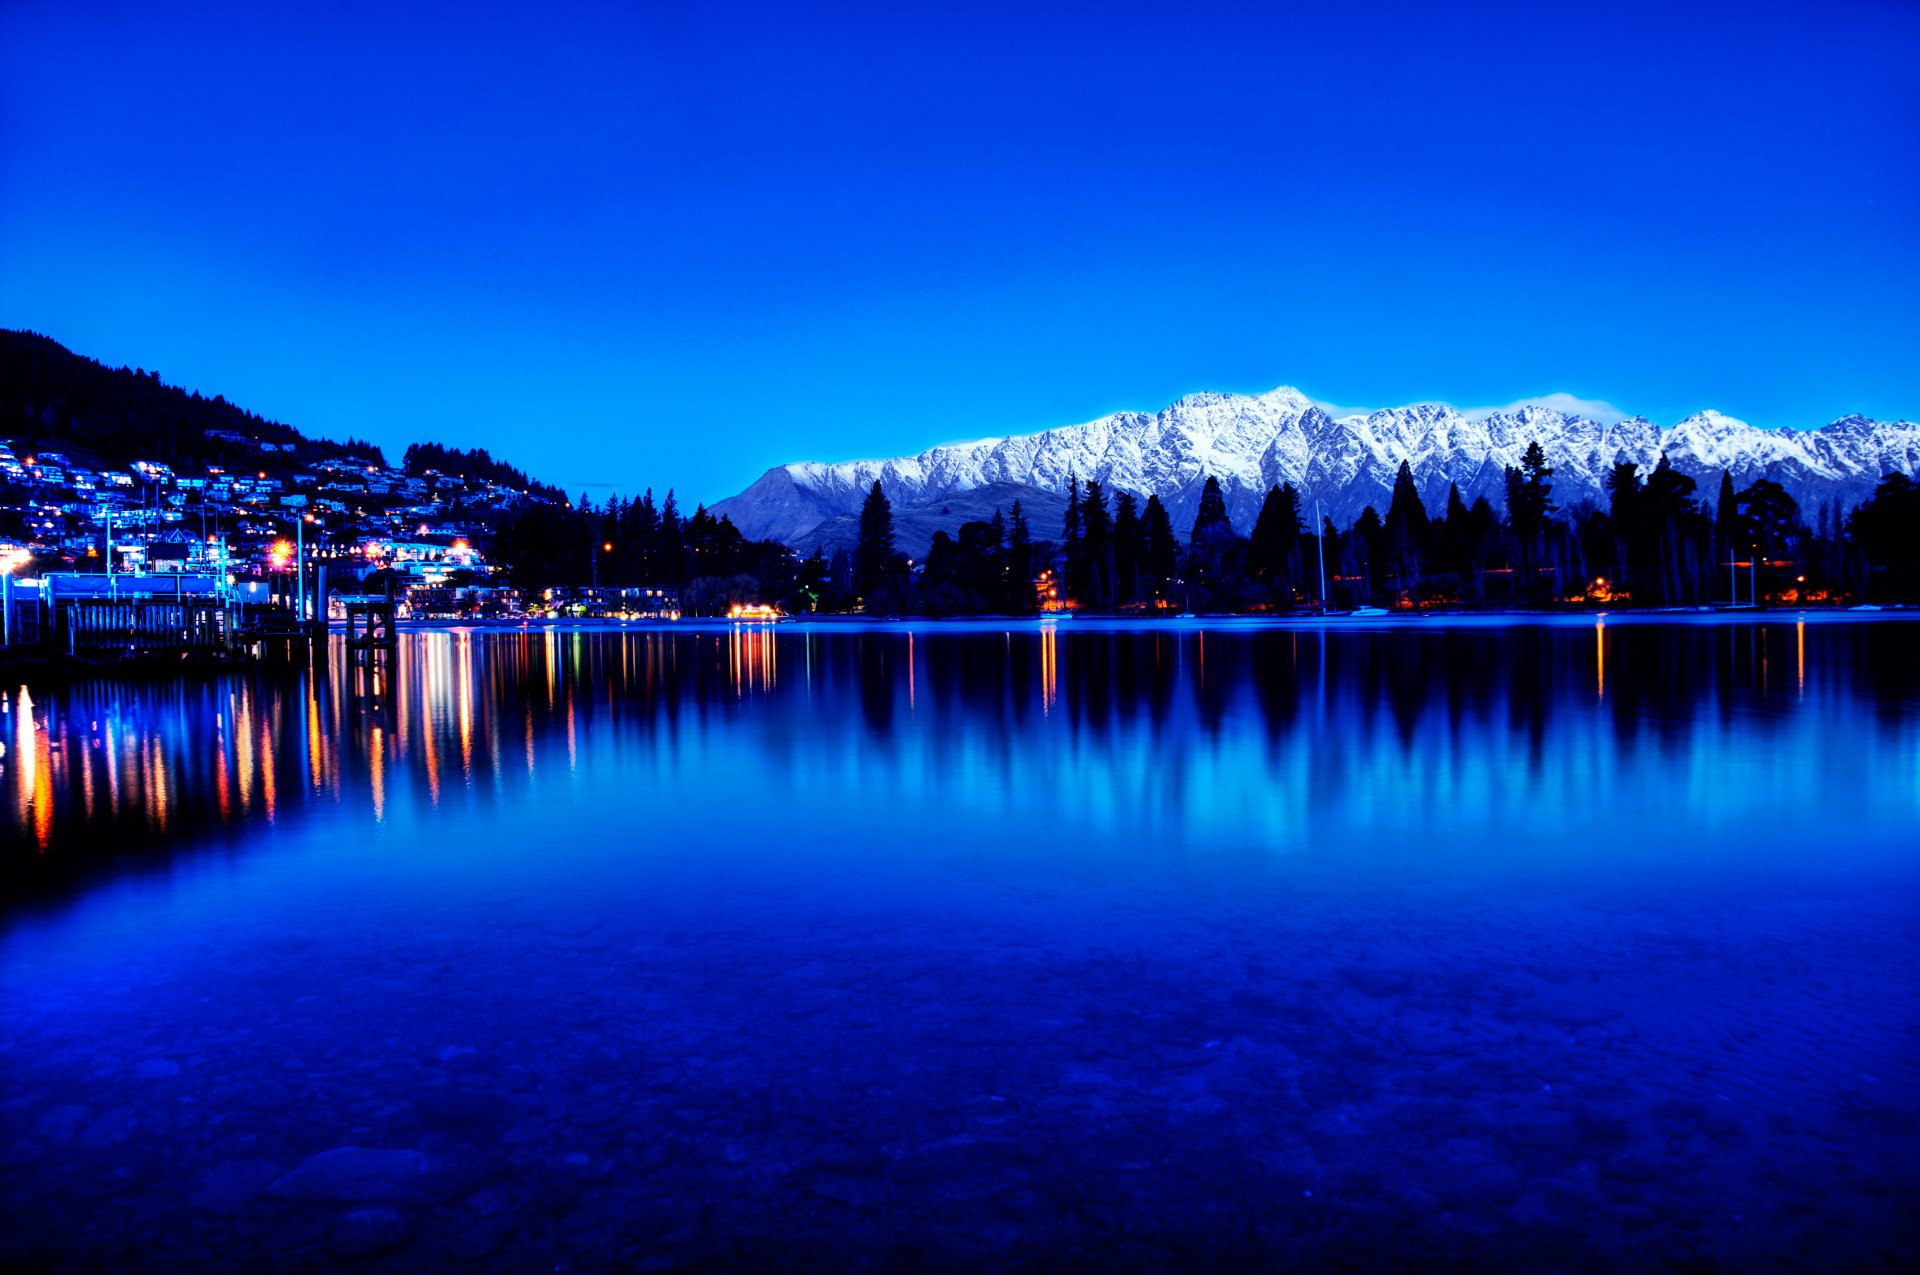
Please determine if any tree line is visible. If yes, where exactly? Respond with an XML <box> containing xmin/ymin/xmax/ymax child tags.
<box><xmin>401</xmin><ymin>442</ymin><xmax>565</xmax><ymax>500</ymax></box>
<box><xmin>826</xmin><ymin>445</ymin><xmax>1920</xmax><ymax>614</ymax></box>
<box><xmin>483</xmin><ymin>447</ymin><xmax>1920</xmax><ymax>615</ymax></box>
<box><xmin>489</xmin><ymin>489</ymin><xmax>799</xmax><ymax>614</ymax></box>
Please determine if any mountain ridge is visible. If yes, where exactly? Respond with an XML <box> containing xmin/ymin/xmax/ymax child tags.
<box><xmin>711</xmin><ymin>387</ymin><xmax>1920</xmax><ymax>547</ymax></box>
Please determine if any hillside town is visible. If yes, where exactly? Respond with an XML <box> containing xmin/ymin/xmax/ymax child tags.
<box><xmin>0</xmin><ymin>435</ymin><xmax>680</xmax><ymax>620</ymax></box>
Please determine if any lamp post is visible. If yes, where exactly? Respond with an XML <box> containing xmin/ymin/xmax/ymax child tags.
<box><xmin>296</xmin><ymin>514</ymin><xmax>306</xmax><ymax>620</ymax></box>
<box><xmin>270</xmin><ymin>538</ymin><xmax>294</xmax><ymax>608</ymax></box>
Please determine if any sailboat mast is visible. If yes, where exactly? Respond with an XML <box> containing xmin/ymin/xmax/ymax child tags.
<box><xmin>1315</xmin><ymin>499</ymin><xmax>1327</xmax><ymax>609</ymax></box>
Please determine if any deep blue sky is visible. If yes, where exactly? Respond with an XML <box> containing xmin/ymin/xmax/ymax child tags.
<box><xmin>3</xmin><ymin>1</ymin><xmax>1915</xmax><ymax>502</ymax></box>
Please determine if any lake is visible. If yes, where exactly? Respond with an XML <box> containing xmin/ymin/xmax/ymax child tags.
<box><xmin>3</xmin><ymin>616</ymin><xmax>1917</xmax><ymax>1270</ymax></box>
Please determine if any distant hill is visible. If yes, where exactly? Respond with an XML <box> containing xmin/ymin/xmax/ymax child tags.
<box><xmin>796</xmin><ymin>480</ymin><xmax>1067</xmax><ymax>560</ymax></box>
<box><xmin>0</xmin><ymin>329</ymin><xmax>386</xmax><ymax>474</ymax></box>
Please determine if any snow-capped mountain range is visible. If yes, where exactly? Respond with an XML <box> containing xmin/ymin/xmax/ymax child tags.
<box><xmin>711</xmin><ymin>387</ymin><xmax>1920</xmax><ymax>548</ymax></box>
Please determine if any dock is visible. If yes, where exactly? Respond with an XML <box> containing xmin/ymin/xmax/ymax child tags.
<box><xmin>2</xmin><ymin>570</ymin><xmax>332</xmax><ymax>672</ymax></box>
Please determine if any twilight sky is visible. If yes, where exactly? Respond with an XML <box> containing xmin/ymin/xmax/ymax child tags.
<box><xmin>3</xmin><ymin>0</ymin><xmax>1916</xmax><ymax>503</ymax></box>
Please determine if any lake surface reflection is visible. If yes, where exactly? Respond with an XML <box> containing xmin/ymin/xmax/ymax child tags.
<box><xmin>3</xmin><ymin>617</ymin><xmax>1917</xmax><ymax>1269</ymax></box>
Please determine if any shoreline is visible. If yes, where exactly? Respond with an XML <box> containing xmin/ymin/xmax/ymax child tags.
<box><xmin>391</xmin><ymin>605</ymin><xmax>1916</xmax><ymax>631</ymax></box>
<box><xmin>4</xmin><ymin>606</ymin><xmax>1913</xmax><ymax>687</ymax></box>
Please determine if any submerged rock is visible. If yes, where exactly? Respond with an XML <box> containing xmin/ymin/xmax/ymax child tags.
<box><xmin>329</xmin><ymin>1206</ymin><xmax>413</xmax><ymax>1258</ymax></box>
<box><xmin>268</xmin><ymin>1146</ymin><xmax>495</xmax><ymax>1204</ymax></box>
<box><xmin>1337</xmin><ymin>968</ymin><xmax>1413</xmax><ymax>999</ymax></box>
<box><xmin>411</xmin><ymin>1087</ymin><xmax>517</xmax><ymax>1134</ymax></box>
<box><xmin>190</xmin><ymin>1158</ymin><xmax>284</xmax><ymax>1213</ymax></box>
<box><xmin>806</xmin><ymin>1172</ymin><xmax>890</xmax><ymax>1210</ymax></box>
<box><xmin>33</xmin><ymin>1104</ymin><xmax>88</xmax><ymax>1144</ymax></box>
<box><xmin>1525</xmin><ymin>997</ymin><xmax>1623</xmax><ymax>1028</ymax></box>
<box><xmin>78</xmin><ymin>1105</ymin><xmax>140</xmax><ymax>1150</ymax></box>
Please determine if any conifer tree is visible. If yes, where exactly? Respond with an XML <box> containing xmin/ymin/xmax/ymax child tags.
<box><xmin>1353</xmin><ymin>506</ymin><xmax>1385</xmax><ymax>601</ymax></box>
<box><xmin>1504</xmin><ymin>442</ymin><xmax>1555</xmax><ymax>591</ymax></box>
<box><xmin>1059</xmin><ymin>471</ymin><xmax>1083</xmax><ymax>596</ymax></box>
<box><xmin>1189</xmin><ymin>475</ymin><xmax>1232</xmax><ymax>544</ymax></box>
<box><xmin>1006</xmin><ymin>499</ymin><xmax>1034</xmax><ymax>611</ymax></box>
<box><xmin>1382</xmin><ymin>461</ymin><xmax>1428</xmax><ymax>596</ymax></box>
<box><xmin>1713</xmin><ymin>469</ymin><xmax>1741</xmax><ymax>599</ymax></box>
<box><xmin>1644</xmin><ymin>455</ymin><xmax>1700</xmax><ymax>604</ymax></box>
<box><xmin>1441</xmin><ymin>482</ymin><xmax>1472</xmax><ymax>580</ymax></box>
<box><xmin>1247</xmin><ymin>483</ymin><xmax>1304</xmax><ymax>600</ymax></box>
<box><xmin>1141</xmin><ymin>494</ymin><xmax>1178</xmax><ymax>604</ymax></box>
<box><xmin>1112</xmin><ymin>491</ymin><xmax>1143</xmax><ymax>605</ymax></box>
<box><xmin>1079</xmin><ymin>479</ymin><xmax>1113</xmax><ymax>609</ymax></box>
<box><xmin>852</xmin><ymin>480</ymin><xmax>895</xmax><ymax>598</ymax></box>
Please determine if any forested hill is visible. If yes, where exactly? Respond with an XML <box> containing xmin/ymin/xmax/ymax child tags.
<box><xmin>0</xmin><ymin>329</ymin><xmax>386</xmax><ymax>472</ymax></box>
<box><xmin>403</xmin><ymin>442</ymin><xmax>565</xmax><ymax>502</ymax></box>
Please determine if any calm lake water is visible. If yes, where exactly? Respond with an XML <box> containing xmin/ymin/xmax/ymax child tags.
<box><xmin>3</xmin><ymin>616</ymin><xmax>1917</xmax><ymax>1270</ymax></box>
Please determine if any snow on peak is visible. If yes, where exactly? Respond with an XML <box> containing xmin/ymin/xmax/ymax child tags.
<box><xmin>711</xmin><ymin>385</ymin><xmax>1918</xmax><ymax>546</ymax></box>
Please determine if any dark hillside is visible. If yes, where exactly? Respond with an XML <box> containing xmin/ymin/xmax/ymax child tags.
<box><xmin>0</xmin><ymin>329</ymin><xmax>384</xmax><ymax>471</ymax></box>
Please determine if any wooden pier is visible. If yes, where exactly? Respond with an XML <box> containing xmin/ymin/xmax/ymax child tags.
<box><xmin>340</xmin><ymin>580</ymin><xmax>399</xmax><ymax>662</ymax></box>
<box><xmin>56</xmin><ymin>595</ymin><xmax>236</xmax><ymax>655</ymax></box>
<box><xmin>4</xmin><ymin>571</ymin><xmax>334</xmax><ymax>672</ymax></box>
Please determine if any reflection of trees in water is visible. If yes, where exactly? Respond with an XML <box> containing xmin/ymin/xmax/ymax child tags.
<box><xmin>5</xmin><ymin>622</ymin><xmax>1911</xmax><ymax>901</ymax></box>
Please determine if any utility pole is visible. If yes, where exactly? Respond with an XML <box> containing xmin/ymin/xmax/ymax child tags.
<box><xmin>296</xmin><ymin>515</ymin><xmax>306</xmax><ymax>619</ymax></box>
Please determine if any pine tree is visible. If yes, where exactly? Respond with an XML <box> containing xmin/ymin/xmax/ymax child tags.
<box><xmin>852</xmin><ymin>480</ymin><xmax>895</xmax><ymax>598</ymax></box>
<box><xmin>1441</xmin><ymin>482</ymin><xmax>1472</xmax><ymax>579</ymax></box>
<box><xmin>1059</xmin><ymin>471</ymin><xmax>1083</xmax><ymax>600</ymax></box>
<box><xmin>1247</xmin><ymin>483</ymin><xmax>1303</xmax><ymax>598</ymax></box>
<box><xmin>1382</xmin><ymin>461</ymin><xmax>1429</xmax><ymax>597</ymax></box>
<box><xmin>658</xmin><ymin>489</ymin><xmax>686</xmax><ymax>586</ymax></box>
<box><xmin>1847</xmin><ymin>474</ymin><xmax>1920</xmax><ymax>602</ymax></box>
<box><xmin>1189</xmin><ymin>475</ymin><xmax>1232</xmax><ymax>544</ymax></box>
<box><xmin>1715</xmin><ymin>469</ymin><xmax>1740</xmax><ymax>541</ymax></box>
<box><xmin>1713</xmin><ymin>468</ymin><xmax>1741</xmax><ymax>598</ymax></box>
<box><xmin>1006</xmin><ymin>499</ymin><xmax>1034</xmax><ymax>611</ymax></box>
<box><xmin>1384</xmin><ymin>461</ymin><xmax>1429</xmax><ymax>539</ymax></box>
<box><xmin>1141</xmin><ymin>494</ymin><xmax>1178</xmax><ymax>604</ymax></box>
<box><xmin>1505</xmin><ymin>442</ymin><xmax>1555</xmax><ymax>592</ymax></box>
<box><xmin>1112</xmin><ymin>491</ymin><xmax>1142</xmax><ymax>605</ymax></box>
<box><xmin>1645</xmin><ymin>455</ymin><xmax>1700</xmax><ymax>604</ymax></box>
<box><xmin>1353</xmin><ymin>506</ymin><xmax>1385</xmax><ymax>601</ymax></box>
<box><xmin>1605</xmin><ymin>460</ymin><xmax>1643</xmax><ymax>597</ymax></box>
<box><xmin>1185</xmin><ymin>476</ymin><xmax>1236</xmax><ymax>607</ymax></box>
<box><xmin>1079</xmin><ymin>479</ymin><xmax>1113</xmax><ymax>609</ymax></box>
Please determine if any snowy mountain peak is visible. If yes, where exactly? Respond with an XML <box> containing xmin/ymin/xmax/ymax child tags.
<box><xmin>1674</xmin><ymin>408</ymin><xmax>1754</xmax><ymax>435</ymax></box>
<box><xmin>711</xmin><ymin>386</ymin><xmax>1919</xmax><ymax>549</ymax></box>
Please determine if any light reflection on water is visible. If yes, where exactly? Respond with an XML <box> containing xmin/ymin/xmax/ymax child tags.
<box><xmin>0</xmin><ymin>616</ymin><xmax>1916</xmax><ymax>1269</ymax></box>
<box><xmin>5</xmin><ymin>618</ymin><xmax>1915</xmax><ymax>881</ymax></box>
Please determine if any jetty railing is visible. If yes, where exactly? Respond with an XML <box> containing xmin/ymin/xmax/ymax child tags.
<box><xmin>57</xmin><ymin>596</ymin><xmax>235</xmax><ymax>653</ymax></box>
